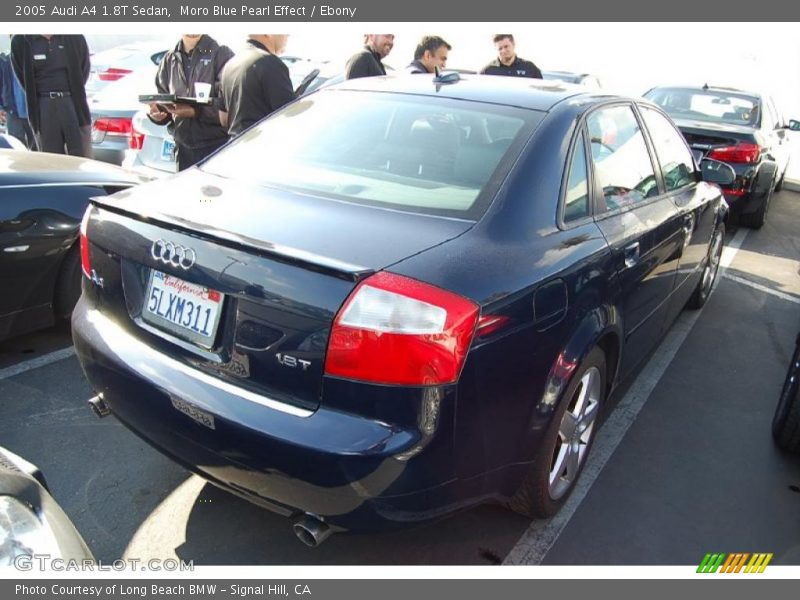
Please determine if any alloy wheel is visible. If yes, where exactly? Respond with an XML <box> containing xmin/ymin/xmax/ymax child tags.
<box><xmin>548</xmin><ymin>366</ymin><xmax>601</xmax><ymax>500</ymax></box>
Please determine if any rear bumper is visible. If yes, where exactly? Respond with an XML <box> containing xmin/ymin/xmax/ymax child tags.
<box><xmin>71</xmin><ymin>299</ymin><xmax>487</xmax><ymax>531</ymax></box>
<box><xmin>121</xmin><ymin>150</ymin><xmax>175</xmax><ymax>178</ymax></box>
<box><xmin>92</xmin><ymin>143</ymin><xmax>126</xmax><ymax>166</ymax></box>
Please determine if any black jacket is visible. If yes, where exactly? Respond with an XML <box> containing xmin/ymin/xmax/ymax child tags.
<box><xmin>480</xmin><ymin>56</ymin><xmax>542</xmax><ymax>79</ymax></box>
<box><xmin>10</xmin><ymin>34</ymin><xmax>90</xmax><ymax>133</ymax></box>
<box><xmin>344</xmin><ymin>47</ymin><xmax>386</xmax><ymax>80</ymax></box>
<box><xmin>151</xmin><ymin>35</ymin><xmax>234</xmax><ymax>150</ymax></box>
<box><xmin>221</xmin><ymin>39</ymin><xmax>294</xmax><ymax>137</ymax></box>
<box><xmin>406</xmin><ymin>60</ymin><xmax>429</xmax><ymax>74</ymax></box>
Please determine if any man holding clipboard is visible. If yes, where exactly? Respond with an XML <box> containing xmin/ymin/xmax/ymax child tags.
<box><xmin>146</xmin><ymin>34</ymin><xmax>233</xmax><ymax>171</ymax></box>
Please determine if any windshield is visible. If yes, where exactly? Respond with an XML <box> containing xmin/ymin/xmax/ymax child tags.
<box><xmin>202</xmin><ymin>90</ymin><xmax>542</xmax><ymax>219</ymax></box>
<box><xmin>645</xmin><ymin>88</ymin><xmax>761</xmax><ymax>128</ymax></box>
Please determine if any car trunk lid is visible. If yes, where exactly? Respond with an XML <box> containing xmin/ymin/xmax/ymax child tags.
<box><xmin>84</xmin><ymin>170</ymin><xmax>473</xmax><ymax>411</ymax></box>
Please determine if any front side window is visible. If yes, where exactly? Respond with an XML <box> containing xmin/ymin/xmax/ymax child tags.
<box><xmin>202</xmin><ymin>91</ymin><xmax>542</xmax><ymax>220</ymax></box>
<box><xmin>640</xmin><ymin>107</ymin><xmax>697</xmax><ymax>193</ymax></box>
<box><xmin>587</xmin><ymin>105</ymin><xmax>658</xmax><ymax>213</ymax></box>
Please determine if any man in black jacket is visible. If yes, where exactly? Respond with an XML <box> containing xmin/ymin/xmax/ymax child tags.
<box><xmin>344</xmin><ymin>35</ymin><xmax>394</xmax><ymax>80</ymax></box>
<box><xmin>480</xmin><ymin>34</ymin><xmax>542</xmax><ymax>79</ymax></box>
<box><xmin>406</xmin><ymin>36</ymin><xmax>451</xmax><ymax>74</ymax></box>
<box><xmin>221</xmin><ymin>35</ymin><xmax>294</xmax><ymax>137</ymax></box>
<box><xmin>148</xmin><ymin>34</ymin><xmax>234</xmax><ymax>171</ymax></box>
<box><xmin>10</xmin><ymin>34</ymin><xmax>92</xmax><ymax>156</ymax></box>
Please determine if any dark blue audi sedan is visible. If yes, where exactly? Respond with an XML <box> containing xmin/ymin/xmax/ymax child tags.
<box><xmin>72</xmin><ymin>75</ymin><xmax>733</xmax><ymax>546</ymax></box>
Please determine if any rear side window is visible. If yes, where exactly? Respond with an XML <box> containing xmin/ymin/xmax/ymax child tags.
<box><xmin>202</xmin><ymin>91</ymin><xmax>543</xmax><ymax>220</ymax></box>
<box><xmin>587</xmin><ymin>105</ymin><xmax>658</xmax><ymax>213</ymax></box>
<box><xmin>640</xmin><ymin>107</ymin><xmax>696</xmax><ymax>193</ymax></box>
<box><xmin>563</xmin><ymin>131</ymin><xmax>590</xmax><ymax>223</ymax></box>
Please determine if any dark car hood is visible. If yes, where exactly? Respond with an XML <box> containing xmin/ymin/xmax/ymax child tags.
<box><xmin>95</xmin><ymin>168</ymin><xmax>474</xmax><ymax>273</ymax></box>
<box><xmin>671</xmin><ymin>118</ymin><xmax>757</xmax><ymax>136</ymax></box>
<box><xmin>0</xmin><ymin>149</ymin><xmax>148</xmax><ymax>187</ymax></box>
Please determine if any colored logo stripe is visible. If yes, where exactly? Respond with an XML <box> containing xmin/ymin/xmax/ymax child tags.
<box><xmin>697</xmin><ymin>553</ymin><xmax>773</xmax><ymax>573</ymax></box>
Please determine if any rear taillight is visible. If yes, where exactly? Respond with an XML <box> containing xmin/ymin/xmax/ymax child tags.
<box><xmin>708</xmin><ymin>143</ymin><xmax>760</xmax><ymax>164</ymax></box>
<box><xmin>79</xmin><ymin>208</ymin><xmax>91</xmax><ymax>278</ymax></box>
<box><xmin>324</xmin><ymin>272</ymin><xmax>479</xmax><ymax>385</ymax></box>
<box><xmin>93</xmin><ymin>117</ymin><xmax>133</xmax><ymax>137</ymax></box>
<box><xmin>129</xmin><ymin>124</ymin><xmax>145</xmax><ymax>150</ymax></box>
<box><xmin>97</xmin><ymin>67</ymin><xmax>132</xmax><ymax>82</ymax></box>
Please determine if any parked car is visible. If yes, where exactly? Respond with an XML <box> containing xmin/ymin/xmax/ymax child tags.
<box><xmin>86</xmin><ymin>41</ymin><xmax>168</xmax><ymax>99</ymax></box>
<box><xmin>73</xmin><ymin>75</ymin><xmax>732</xmax><ymax>545</ymax></box>
<box><xmin>542</xmin><ymin>70</ymin><xmax>602</xmax><ymax>88</ymax></box>
<box><xmin>0</xmin><ymin>133</ymin><xmax>28</xmax><ymax>150</ymax></box>
<box><xmin>0</xmin><ymin>446</ymin><xmax>94</xmax><ymax>565</ymax></box>
<box><xmin>644</xmin><ymin>85</ymin><xmax>799</xmax><ymax>228</ymax></box>
<box><xmin>90</xmin><ymin>67</ymin><xmax>157</xmax><ymax>166</ymax></box>
<box><xmin>0</xmin><ymin>149</ymin><xmax>145</xmax><ymax>341</ymax></box>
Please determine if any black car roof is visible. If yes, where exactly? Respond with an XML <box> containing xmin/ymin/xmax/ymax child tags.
<box><xmin>324</xmin><ymin>74</ymin><xmax>612</xmax><ymax>111</ymax></box>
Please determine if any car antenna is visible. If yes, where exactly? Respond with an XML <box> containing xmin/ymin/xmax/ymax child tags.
<box><xmin>702</xmin><ymin>83</ymin><xmax>709</xmax><ymax>91</ymax></box>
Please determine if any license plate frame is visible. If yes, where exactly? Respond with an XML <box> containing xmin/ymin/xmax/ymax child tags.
<box><xmin>141</xmin><ymin>269</ymin><xmax>224</xmax><ymax>348</ymax></box>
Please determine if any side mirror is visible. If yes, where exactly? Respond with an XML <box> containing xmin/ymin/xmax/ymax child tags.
<box><xmin>293</xmin><ymin>68</ymin><xmax>320</xmax><ymax>97</ymax></box>
<box><xmin>700</xmin><ymin>158</ymin><xmax>736</xmax><ymax>186</ymax></box>
<box><xmin>788</xmin><ymin>119</ymin><xmax>800</xmax><ymax>132</ymax></box>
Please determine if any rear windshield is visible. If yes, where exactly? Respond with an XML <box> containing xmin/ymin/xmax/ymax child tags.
<box><xmin>645</xmin><ymin>88</ymin><xmax>761</xmax><ymax>128</ymax></box>
<box><xmin>202</xmin><ymin>90</ymin><xmax>543</xmax><ymax>219</ymax></box>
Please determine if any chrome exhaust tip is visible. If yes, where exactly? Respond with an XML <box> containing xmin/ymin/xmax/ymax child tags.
<box><xmin>292</xmin><ymin>514</ymin><xmax>333</xmax><ymax>547</ymax></box>
<box><xmin>88</xmin><ymin>394</ymin><xmax>110</xmax><ymax>418</ymax></box>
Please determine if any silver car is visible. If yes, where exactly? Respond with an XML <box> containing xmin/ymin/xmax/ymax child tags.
<box><xmin>90</xmin><ymin>68</ymin><xmax>158</xmax><ymax>165</ymax></box>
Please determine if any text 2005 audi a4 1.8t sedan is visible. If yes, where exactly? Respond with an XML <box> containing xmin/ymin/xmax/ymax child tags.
<box><xmin>72</xmin><ymin>75</ymin><xmax>733</xmax><ymax>545</ymax></box>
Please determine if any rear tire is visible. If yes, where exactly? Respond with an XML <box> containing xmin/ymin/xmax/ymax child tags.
<box><xmin>772</xmin><ymin>337</ymin><xmax>800</xmax><ymax>453</ymax></box>
<box><xmin>687</xmin><ymin>224</ymin><xmax>725</xmax><ymax>309</ymax></box>
<box><xmin>506</xmin><ymin>347</ymin><xmax>606</xmax><ymax>518</ymax></box>
<box><xmin>54</xmin><ymin>246</ymin><xmax>82</xmax><ymax>320</ymax></box>
<box><xmin>740</xmin><ymin>189</ymin><xmax>771</xmax><ymax>229</ymax></box>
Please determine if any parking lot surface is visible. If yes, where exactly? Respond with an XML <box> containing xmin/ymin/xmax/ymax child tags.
<box><xmin>2</xmin><ymin>191</ymin><xmax>799</xmax><ymax>565</ymax></box>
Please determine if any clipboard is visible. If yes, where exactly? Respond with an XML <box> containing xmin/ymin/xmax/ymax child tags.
<box><xmin>138</xmin><ymin>94</ymin><xmax>209</xmax><ymax>106</ymax></box>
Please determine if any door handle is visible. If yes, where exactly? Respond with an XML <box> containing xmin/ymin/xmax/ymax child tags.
<box><xmin>624</xmin><ymin>242</ymin><xmax>640</xmax><ymax>268</ymax></box>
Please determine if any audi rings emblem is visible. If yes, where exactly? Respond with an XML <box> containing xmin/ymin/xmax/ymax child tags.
<box><xmin>151</xmin><ymin>239</ymin><xmax>197</xmax><ymax>270</ymax></box>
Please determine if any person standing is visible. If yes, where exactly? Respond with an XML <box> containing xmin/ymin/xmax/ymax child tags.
<box><xmin>221</xmin><ymin>35</ymin><xmax>294</xmax><ymax>137</ymax></box>
<box><xmin>10</xmin><ymin>34</ymin><xmax>92</xmax><ymax>156</ymax></box>
<box><xmin>406</xmin><ymin>36</ymin><xmax>451</xmax><ymax>74</ymax></box>
<box><xmin>344</xmin><ymin>35</ymin><xmax>394</xmax><ymax>80</ymax></box>
<box><xmin>479</xmin><ymin>34</ymin><xmax>542</xmax><ymax>79</ymax></box>
<box><xmin>0</xmin><ymin>51</ymin><xmax>35</xmax><ymax>148</ymax></box>
<box><xmin>147</xmin><ymin>34</ymin><xmax>234</xmax><ymax>171</ymax></box>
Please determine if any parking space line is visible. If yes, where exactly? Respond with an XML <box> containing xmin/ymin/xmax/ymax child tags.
<box><xmin>503</xmin><ymin>228</ymin><xmax>749</xmax><ymax>565</ymax></box>
<box><xmin>722</xmin><ymin>273</ymin><xmax>800</xmax><ymax>305</ymax></box>
<box><xmin>0</xmin><ymin>347</ymin><xmax>76</xmax><ymax>381</ymax></box>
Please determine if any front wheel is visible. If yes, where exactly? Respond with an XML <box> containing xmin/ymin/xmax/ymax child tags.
<box><xmin>506</xmin><ymin>346</ymin><xmax>606</xmax><ymax>518</ymax></box>
<box><xmin>686</xmin><ymin>224</ymin><xmax>725</xmax><ymax>310</ymax></box>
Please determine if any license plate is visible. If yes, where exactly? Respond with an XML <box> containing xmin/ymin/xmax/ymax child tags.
<box><xmin>170</xmin><ymin>396</ymin><xmax>215</xmax><ymax>429</ymax></box>
<box><xmin>142</xmin><ymin>270</ymin><xmax>223</xmax><ymax>348</ymax></box>
<box><xmin>161</xmin><ymin>138</ymin><xmax>175</xmax><ymax>161</ymax></box>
